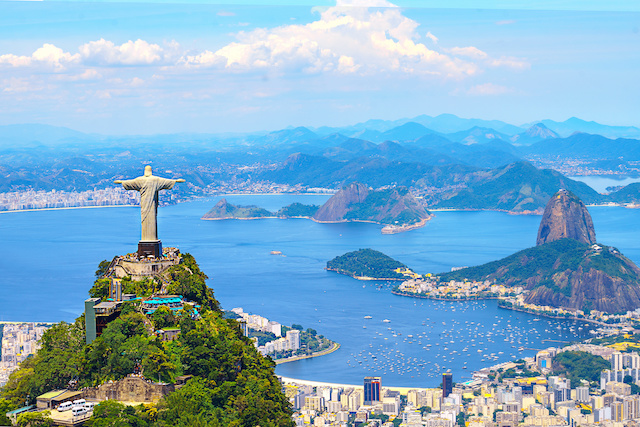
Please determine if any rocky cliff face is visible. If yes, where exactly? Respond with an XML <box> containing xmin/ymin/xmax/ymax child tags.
<box><xmin>537</xmin><ymin>189</ymin><xmax>596</xmax><ymax>246</ymax></box>
<box><xmin>523</xmin><ymin>260</ymin><xmax>640</xmax><ymax>313</ymax></box>
<box><xmin>204</xmin><ymin>198</ymin><xmax>234</xmax><ymax>218</ymax></box>
<box><xmin>312</xmin><ymin>182</ymin><xmax>370</xmax><ymax>222</ymax></box>
<box><xmin>312</xmin><ymin>183</ymin><xmax>430</xmax><ymax>226</ymax></box>
<box><xmin>441</xmin><ymin>187</ymin><xmax>640</xmax><ymax>313</ymax></box>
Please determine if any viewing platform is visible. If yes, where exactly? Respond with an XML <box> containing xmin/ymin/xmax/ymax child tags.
<box><xmin>106</xmin><ymin>247</ymin><xmax>181</xmax><ymax>281</ymax></box>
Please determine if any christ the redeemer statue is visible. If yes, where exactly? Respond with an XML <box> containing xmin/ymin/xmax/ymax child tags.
<box><xmin>115</xmin><ymin>166</ymin><xmax>185</xmax><ymax>258</ymax></box>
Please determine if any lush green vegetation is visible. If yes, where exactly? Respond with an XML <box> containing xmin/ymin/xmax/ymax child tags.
<box><xmin>343</xmin><ymin>186</ymin><xmax>427</xmax><ymax>225</ymax></box>
<box><xmin>202</xmin><ymin>199</ymin><xmax>273</xmax><ymax>219</ymax></box>
<box><xmin>434</xmin><ymin>161</ymin><xmax>603</xmax><ymax>212</ymax></box>
<box><xmin>248</xmin><ymin>328</ymin><xmax>277</xmax><ymax>347</ymax></box>
<box><xmin>439</xmin><ymin>238</ymin><xmax>640</xmax><ymax>303</ymax></box>
<box><xmin>624</xmin><ymin>375</ymin><xmax>640</xmax><ymax>395</ymax></box>
<box><xmin>94</xmin><ymin>260</ymin><xmax>111</xmax><ymax>278</ymax></box>
<box><xmin>552</xmin><ymin>351</ymin><xmax>609</xmax><ymax>385</ymax></box>
<box><xmin>276</xmin><ymin>203</ymin><xmax>320</xmax><ymax>217</ymax></box>
<box><xmin>327</xmin><ymin>248</ymin><xmax>407</xmax><ymax>279</ymax></box>
<box><xmin>1</xmin><ymin>256</ymin><xmax>294</xmax><ymax>427</ymax></box>
<box><xmin>440</xmin><ymin>238</ymin><xmax>589</xmax><ymax>284</ymax></box>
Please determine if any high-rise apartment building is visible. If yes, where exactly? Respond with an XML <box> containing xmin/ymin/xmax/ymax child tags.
<box><xmin>443</xmin><ymin>373</ymin><xmax>453</xmax><ymax>398</ymax></box>
<box><xmin>364</xmin><ymin>376</ymin><xmax>381</xmax><ymax>405</ymax></box>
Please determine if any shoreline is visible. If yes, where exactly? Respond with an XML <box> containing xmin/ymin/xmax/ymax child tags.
<box><xmin>4</xmin><ymin>198</ymin><xmax>634</xmax><ymax>216</ymax></box>
<box><xmin>325</xmin><ymin>268</ymin><xmax>404</xmax><ymax>281</ymax></box>
<box><xmin>0</xmin><ymin>204</ymin><xmax>136</xmax><ymax>214</ymax></box>
<box><xmin>202</xmin><ymin>214</ymin><xmax>430</xmax><ymax>234</ymax></box>
<box><xmin>391</xmin><ymin>289</ymin><xmax>500</xmax><ymax>301</ymax></box>
<box><xmin>274</xmin><ymin>342</ymin><xmax>341</xmax><ymax>365</ymax></box>
<box><xmin>278</xmin><ymin>375</ymin><xmax>426</xmax><ymax>394</ymax></box>
<box><xmin>497</xmin><ymin>303</ymin><xmax>609</xmax><ymax>326</ymax></box>
<box><xmin>391</xmin><ymin>290</ymin><xmax>613</xmax><ymax>325</ymax></box>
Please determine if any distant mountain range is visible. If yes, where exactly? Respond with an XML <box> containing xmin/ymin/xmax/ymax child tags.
<box><xmin>2</xmin><ymin>115</ymin><xmax>640</xmax><ymax>214</ymax></box>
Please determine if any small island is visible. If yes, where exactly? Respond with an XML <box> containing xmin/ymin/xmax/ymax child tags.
<box><xmin>202</xmin><ymin>198</ymin><xmax>320</xmax><ymax>220</ymax></box>
<box><xmin>201</xmin><ymin>198</ymin><xmax>276</xmax><ymax>219</ymax></box>
<box><xmin>326</xmin><ymin>248</ymin><xmax>414</xmax><ymax>280</ymax></box>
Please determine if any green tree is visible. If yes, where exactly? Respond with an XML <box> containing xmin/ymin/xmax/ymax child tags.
<box><xmin>553</xmin><ymin>351</ymin><xmax>609</xmax><ymax>385</ymax></box>
<box><xmin>150</xmin><ymin>306</ymin><xmax>176</xmax><ymax>330</ymax></box>
<box><xmin>0</xmin><ymin>398</ymin><xmax>15</xmax><ymax>425</ymax></box>
<box><xmin>457</xmin><ymin>412</ymin><xmax>466</xmax><ymax>427</ymax></box>
<box><xmin>86</xmin><ymin>400</ymin><xmax>148</xmax><ymax>427</ymax></box>
<box><xmin>89</xmin><ymin>278</ymin><xmax>111</xmax><ymax>299</ymax></box>
<box><xmin>165</xmin><ymin>254</ymin><xmax>219</xmax><ymax>311</ymax></box>
<box><xmin>17</xmin><ymin>410</ymin><xmax>53</xmax><ymax>427</ymax></box>
<box><xmin>623</xmin><ymin>375</ymin><xmax>640</xmax><ymax>394</ymax></box>
<box><xmin>95</xmin><ymin>260</ymin><xmax>112</xmax><ymax>278</ymax></box>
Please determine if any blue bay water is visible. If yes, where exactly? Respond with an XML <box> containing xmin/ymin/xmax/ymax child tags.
<box><xmin>1</xmin><ymin>195</ymin><xmax>639</xmax><ymax>387</ymax></box>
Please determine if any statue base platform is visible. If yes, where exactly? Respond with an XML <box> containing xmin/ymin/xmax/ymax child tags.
<box><xmin>106</xmin><ymin>246</ymin><xmax>181</xmax><ymax>281</ymax></box>
<box><xmin>138</xmin><ymin>241</ymin><xmax>162</xmax><ymax>258</ymax></box>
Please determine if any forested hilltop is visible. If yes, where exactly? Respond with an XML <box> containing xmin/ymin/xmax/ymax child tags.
<box><xmin>0</xmin><ymin>255</ymin><xmax>294</xmax><ymax>427</ymax></box>
<box><xmin>326</xmin><ymin>248</ymin><xmax>408</xmax><ymax>280</ymax></box>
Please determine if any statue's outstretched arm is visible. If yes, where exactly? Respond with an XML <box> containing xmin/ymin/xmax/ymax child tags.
<box><xmin>176</xmin><ymin>179</ymin><xmax>185</xmax><ymax>183</ymax></box>
<box><xmin>114</xmin><ymin>180</ymin><xmax>124</xmax><ymax>184</ymax></box>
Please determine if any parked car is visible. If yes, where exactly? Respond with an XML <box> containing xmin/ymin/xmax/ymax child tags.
<box><xmin>57</xmin><ymin>402</ymin><xmax>73</xmax><ymax>412</ymax></box>
<box><xmin>72</xmin><ymin>406</ymin><xmax>87</xmax><ymax>417</ymax></box>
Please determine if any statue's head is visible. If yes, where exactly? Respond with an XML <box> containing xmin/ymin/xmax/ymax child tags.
<box><xmin>144</xmin><ymin>165</ymin><xmax>152</xmax><ymax>177</ymax></box>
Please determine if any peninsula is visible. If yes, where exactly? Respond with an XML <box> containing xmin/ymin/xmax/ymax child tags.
<box><xmin>431</xmin><ymin>190</ymin><xmax>640</xmax><ymax>316</ymax></box>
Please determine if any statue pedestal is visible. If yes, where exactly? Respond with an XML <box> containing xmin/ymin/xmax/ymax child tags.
<box><xmin>138</xmin><ymin>240</ymin><xmax>162</xmax><ymax>258</ymax></box>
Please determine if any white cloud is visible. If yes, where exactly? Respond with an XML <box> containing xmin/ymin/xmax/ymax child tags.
<box><xmin>0</xmin><ymin>1</ymin><xmax>528</xmax><ymax>82</ymax></box>
<box><xmin>130</xmin><ymin>77</ymin><xmax>145</xmax><ymax>87</ymax></box>
<box><xmin>78</xmin><ymin>39</ymin><xmax>165</xmax><ymax>66</ymax></box>
<box><xmin>2</xmin><ymin>77</ymin><xmax>42</xmax><ymax>93</ymax></box>
<box><xmin>217</xmin><ymin>10</ymin><xmax>236</xmax><ymax>17</ymax></box>
<box><xmin>466</xmin><ymin>83</ymin><xmax>512</xmax><ymax>96</ymax></box>
<box><xmin>180</xmin><ymin>2</ymin><xmax>483</xmax><ymax>79</ymax></box>
<box><xmin>446</xmin><ymin>46</ymin><xmax>488</xmax><ymax>60</ymax></box>
<box><xmin>489</xmin><ymin>56</ymin><xmax>530</xmax><ymax>70</ymax></box>
<box><xmin>0</xmin><ymin>43</ymin><xmax>79</xmax><ymax>70</ymax></box>
<box><xmin>425</xmin><ymin>31</ymin><xmax>438</xmax><ymax>44</ymax></box>
<box><xmin>58</xmin><ymin>69</ymin><xmax>102</xmax><ymax>82</ymax></box>
<box><xmin>496</xmin><ymin>20</ymin><xmax>516</xmax><ymax>25</ymax></box>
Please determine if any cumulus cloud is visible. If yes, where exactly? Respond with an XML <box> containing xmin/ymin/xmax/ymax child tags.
<box><xmin>180</xmin><ymin>2</ymin><xmax>483</xmax><ymax>78</ymax></box>
<box><xmin>78</xmin><ymin>39</ymin><xmax>165</xmax><ymax>66</ymax></box>
<box><xmin>0</xmin><ymin>1</ymin><xmax>528</xmax><ymax>81</ymax></box>
<box><xmin>0</xmin><ymin>43</ymin><xmax>79</xmax><ymax>70</ymax></box>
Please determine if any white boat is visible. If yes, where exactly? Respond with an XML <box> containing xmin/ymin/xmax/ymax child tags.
<box><xmin>383</xmin><ymin>319</ymin><xmax>391</xmax><ymax>323</ymax></box>
<box><xmin>364</xmin><ymin>315</ymin><xmax>372</xmax><ymax>319</ymax></box>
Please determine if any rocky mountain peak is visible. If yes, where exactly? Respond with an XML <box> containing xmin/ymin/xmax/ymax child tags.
<box><xmin>313</xmin><ymin>182</ymin><xmax>370</xmax><ymax>222</ymax></box>
<box><xmin>536</xmin><ymin>189</ymin><xmax>596</xmax><ymax>246</ymax></box>
<box><xmin>526</xmin><ymin>123</ymin><xmax>558</xmax><ymax>139</ymax></box>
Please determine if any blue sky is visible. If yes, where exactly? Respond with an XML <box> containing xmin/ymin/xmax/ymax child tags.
<box><xmin>0</xmin><ymin>0</ymin><xmax>638</xmax><ymax>134</ymax></box>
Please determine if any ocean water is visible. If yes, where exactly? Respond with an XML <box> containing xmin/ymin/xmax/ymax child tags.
<box><xmin>1</xmin><ymin>195</ymin><xmax>639</xmax><ymax>387</ymax></box>
<box><xmin>570</xmin><ymin>176</ymin><xmax>640</xmax><ymax>193</ymax></box>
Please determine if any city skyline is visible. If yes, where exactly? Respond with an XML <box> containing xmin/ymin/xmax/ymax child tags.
<box><xmin>1</xmin><ymin>0</ymin><xmax>638</xmax><ymax>134</ymax></box>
